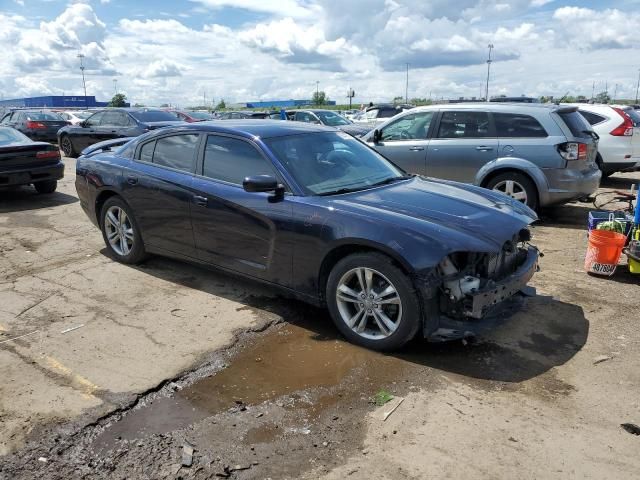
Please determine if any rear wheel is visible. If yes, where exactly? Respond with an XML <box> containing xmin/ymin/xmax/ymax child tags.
<box><xmin>60</xmin><ymin>135</ymin><xmax>76</xmax><ymax>158</ymax></box>
<box><xmin>326</xmin><ymin>252</ymin><xmax>421</xmax><ymax>351</ymax></box>
<box><xmin>485</xmin><ymin>172</ymin><xmax>538</xmax><ymax>210</ymax></box>
<box><xmin>34</xmin><ymin>180</ymin><xmax>57</xmax><ymax>194</ymax></box>
<box><xmin>100</xmin><ymin>196</ymin><xmax>147</xmax><ymax>264</ymax></box>
<box><xmin>596</xmin><ymin>154</ymin><xmax>612</xmax><ymax>178</ymax></box>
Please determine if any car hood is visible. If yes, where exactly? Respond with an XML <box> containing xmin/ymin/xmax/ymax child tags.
<box><xmin>337</xmin><ymin>124</ymin><xmax>371</xmax><ymax>137</ymax></box>
<box><xmin>326</xmin><ymin>177</ymin><xmax>537</xmax><ymax>253</ymax></box>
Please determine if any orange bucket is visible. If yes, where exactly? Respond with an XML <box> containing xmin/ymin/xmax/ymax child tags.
<box><xmin>584</xmin><ymin>229</ymin><xmax>626</xmax><ymax>276</ymax></box>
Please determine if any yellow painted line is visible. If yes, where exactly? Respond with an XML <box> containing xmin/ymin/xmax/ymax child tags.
<box><xmin>45</xmin><ymin>356</ymin><xmax>99</xmax><ymax>399</ymax></box>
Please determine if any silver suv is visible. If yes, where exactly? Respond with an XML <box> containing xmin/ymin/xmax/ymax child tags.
<box><xmin>363</xmin><ymin>103</ymin><xmax>601</xmax><ymax>209</ymax></box>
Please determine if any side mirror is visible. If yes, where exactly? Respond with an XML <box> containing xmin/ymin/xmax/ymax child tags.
<box><xmin>80</xmin><ymin>121</ymin><xmax>88</xmax><ymax>128</ymax></box>
<box><xmin>243</xmin><ymin>175</ymin><xmax>284</xmax><ymax>199</ymax></box>
<box><xmin>373</xmin><ymin>129</ymin><xmax>382</xmax><ymax>143</ymax></box>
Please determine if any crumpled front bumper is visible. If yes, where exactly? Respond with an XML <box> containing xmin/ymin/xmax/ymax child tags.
<box><xmin>466</xmin><ymin>246</ymin><xmax>539</xmax><ymax>319</ymax></box>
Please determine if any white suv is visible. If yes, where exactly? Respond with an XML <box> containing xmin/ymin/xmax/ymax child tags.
<box><xmin>576</xmin><ymin>104</ymin><xmax>640</xmax><ymax>176</ymax></box>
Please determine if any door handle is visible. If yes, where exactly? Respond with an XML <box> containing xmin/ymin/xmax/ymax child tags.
<box><xmin>409</xmin><ymin>146</ymin><xmax>425</xmax><ymax>151</ymax></box>
<box><xmin>475</xmin><ymin>146</ymin><xmax>494</xmax><ymax>151</ymax></box>
<box><xmin>126</xmin><ymin>175</ymin><xmax>138</xmax><ymax>185</ymax></box>
<box><xmin>193</xmin><ymin>195</ymin><xmax>208</xmax><ymax>206</ymax></box>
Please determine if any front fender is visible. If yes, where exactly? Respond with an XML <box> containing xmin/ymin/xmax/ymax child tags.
<box><xmin>475</xmin><ymin>157</ymin><xmax>549</xmax><ymax>202</ymax></box>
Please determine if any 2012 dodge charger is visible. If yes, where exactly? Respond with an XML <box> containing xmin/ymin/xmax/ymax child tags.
<box><xmin>75</xmin><ymin>121</ymin><xmax>539</xmax><ymax>351</ymax></box>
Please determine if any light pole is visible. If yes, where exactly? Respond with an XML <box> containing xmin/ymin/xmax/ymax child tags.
<box><xmin>485</xmin><ymin>44</ymin><xmax>494</xmax><ymax>101</ymax></box>
<box><xmin>613</xmin><ymin>83</ymin><xmax>619</xmax><ymax>102</ymax></box>
<box><xmin>635</xmin><ymin>69</ymin><xmax>640</xmax><ymax>104</ymax></box>
<box><xmin>316</xmin><ymin>81</ymin><xmax>319</xmax><ymax>105</ymax></box>
<box><xmin>113</xmin><ymin>79</ymin><xmax>118</xmax><ymax>95</ymax></box>
<box><xmin>77</xmin><ymin>53</ymin><xmax>87</xmax><ymax>108</ymax></box>
<box><xmin>405</xmin><ymin>63</ymin><xmax>409</xmax><ymax>104</ymax></box>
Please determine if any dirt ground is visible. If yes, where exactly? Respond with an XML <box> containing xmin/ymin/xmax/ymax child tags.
<box><xmin>1</xmin><ymin>159</ymin><xmax>639</xmax><ymax>479</ymax></box>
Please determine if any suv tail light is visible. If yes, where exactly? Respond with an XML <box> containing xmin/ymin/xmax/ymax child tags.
<box><xmin>558</xmin><ymin>142</ymin><xmax>588</xmax><ymax>161</ymax></box>
<box><xmin>610</xmin><ymin>108</ymin><xmax>634</xmax><ymax>136</ymax></box>
<box><xmin>36</xmin><ymin>150</ymin><xmax>60</xmax><ymax>160</ymax></box>
<box><xmin>26</xmin><ymin>121</ymin><xmax>46</xmax><ymax>129</ymax></box>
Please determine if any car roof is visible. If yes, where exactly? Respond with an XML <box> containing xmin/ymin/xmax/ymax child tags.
<box><xmin>145</xmin><ymin>119</ymin><xmax>336</xmax><ymax>139</ymax></box>
<box><xmin>410</xmin><ymin>102</ymin><xmax>575</xmax><ymax>113</ymax></box>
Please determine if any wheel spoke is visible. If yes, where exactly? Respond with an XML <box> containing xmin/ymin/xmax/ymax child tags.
<box><xmin>504</xmin><ymin>180</ymin><xmax>514</xmax><ymax>196</ymax></box>
<box><xmin>355</xmin><ymin>310</ymin><xmax>369</xmax><ymax>333</ymax></box>
<box><xmin>107</xmin><ymin>229</ymin><xmax>119</xmax><ymax>242</ymax></box>
<box><xmin>123</xmin><ymin>227</ymin><xmax>134</xmax><ymax>241</ymax></box>
<box><xmin>106</xmin><ymin>211</ymin><xmax>119</xmax><ymax>229</ymax></box>
<box><xmin>373</xmin><ymin>309</ymin><xmax>397</xmax><ymax>334</ymax></box>
<box><xmin>364</xmin><ymin>268</ymin><xmax>373</xmax><ymax>294</ymax></box>
<box><xmin>355</xmin><ymin>268</ymin><xmax>367</xmax><ymax>294</ymax></box>
<box><xmin>377</xmin><ymin>285</ymin><xmax>400</xmax><ymax>304</ymax></box>
<box><xmin>120</xmin><ymin>234</ymin><xmax>129</xmax><ymax>255</ymax></box>
<box><xmin>371</xmin><ymin>310</ymin><xmax>391</xmax><ymax>336</ymax></box>
<box><xmin>512</xmin><ymin>191</ymin><xmax>527</xmax><ymax>202</ymax></box>
<box><xmin>346</xmin><ymin>308</ymin><xmax>365</xmax><ymax>328</ymax></box>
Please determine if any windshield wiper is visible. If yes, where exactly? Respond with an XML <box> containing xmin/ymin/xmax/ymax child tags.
<box><xmin>369</xmin><ymin>174</ymin><xmax>414</xmax><ymax>187</ymax></box>
<box><xmin>582</xmin><ymin>129</ymin><xmax>600</xmax><ymax>142</ymax></box>
<box><xmin>318</xmin><ymin>186</ymin><xmax>368</xmax><ymax>196</ymax></box>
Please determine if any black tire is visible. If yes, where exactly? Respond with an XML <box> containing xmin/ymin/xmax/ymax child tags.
<box><xmin>485</xmin><ymin>171</ymin><xmax>538</xmax><ymax>210</ymax></box>
<box><xmin>326</xmin><ymin>252</ymin><xmax>421</xmax><ymax>351</ymax></box>
<box><xmin>596</xmin><ymin>154</ymin><xmax>612</xmax><ymax>178</ymax></box>
<box><xmin>100</xmin><ymin>196</ymin><xmax>147</xmax><ymax>264</ymax></box>
<box><xmin>34</xmin><ymin>180</ymin><xmax>57</xmax><ymax>194</ymax></box>
<box><xmin>60</xmin><ymin>134</ymin><xmax>76</xmax><ymax>158</ymax></box>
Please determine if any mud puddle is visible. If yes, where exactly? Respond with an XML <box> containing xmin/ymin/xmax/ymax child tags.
<box><xmin>92</xmin><ymin>316</ymin><xmax>406</xmax><ymax>452</ymax></box>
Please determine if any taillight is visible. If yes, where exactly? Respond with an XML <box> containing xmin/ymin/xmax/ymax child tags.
<box><xmin>26</xmin><ymin>121</ymin><xmax>46</xmax><ymax>129</ymax></box>
<box><xmin>610</xmin><ymin>108</ymin><xmax>634</xmax><ymax>136</ymax></box>
<box><xmin>558</xmin><ymin>142</ymin><xmax>588</xmax><ymax>161</ymax></box>
<box><xmin>36</xmin><ymin>150</ymin><xmax>60</xmax><ymax>160</ymax></box>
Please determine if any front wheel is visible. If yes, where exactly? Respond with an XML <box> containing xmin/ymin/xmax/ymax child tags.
<box><xmin>60</xmin><ymin>135</ymin><xmax>76</xmax><ymax>158</ymax></box>
<box><xmin>34</xmin><ymin>180</ymin><xmax>57</xmax><ymax>194</ymax></box>
<box><xmin>326</xmin><ymin>252</ymin><xmax>421</xmax><ymax>351</ymax></box>
<box><xmin>100</xmin><ymin>196</ymin><xmax>147</xmax><ymax>264</ymax></box>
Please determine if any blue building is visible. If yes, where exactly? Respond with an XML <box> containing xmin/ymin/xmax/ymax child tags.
<box><xmin>245</xmin><ymin>99</ymin><xmax>336</xmax><ymax>108</ymax></box>
<box><xmin>0</xmin><ymin>95</ymin><xmax>124</xmax><ymax>108</ymax></box>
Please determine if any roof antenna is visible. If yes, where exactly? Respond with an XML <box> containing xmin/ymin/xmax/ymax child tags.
<box><xmin>555</xmin><ymin>92</ymin><xmax>570</xmax><ymax>105</ymax></box>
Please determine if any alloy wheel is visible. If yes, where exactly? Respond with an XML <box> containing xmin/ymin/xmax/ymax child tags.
<box><xmin>61</xmin><ymin>136</ymin><xmax>73</xmax><ymax>157</ymax></box>
<box><xmin>104</xmin><ymin>205</ymin><xmax>134</xmax><ymax>256</ymax></box>
<box><xmin>492</xmin><ymin>179</ymin><xmax>528</xmax><ymax>204</ymax></box>
<box><xmin>335</xmin><ymin>267</ymin><xmax>403</xmax><ymax>340</ymax></box>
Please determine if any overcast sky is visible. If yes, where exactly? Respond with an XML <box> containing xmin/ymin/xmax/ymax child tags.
<box><xmin>1</xmin><ymin>0</ymin><xmax>639</xmax><ymax>106</ymax></box>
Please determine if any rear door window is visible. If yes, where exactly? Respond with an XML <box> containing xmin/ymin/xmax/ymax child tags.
<box><xmin>579</xmin><ymin>111</ymin><xmax>607</xmax><ymax>126</ymax></box>
<box><xmin>494</xmin><ymin>113</ymin><xmax>547</xmax><ymax>137</ymax></box>
<box><xmin>139</xmin><ymin>140</ymin><xmax>155</xmax><ymax>163</ymax></box>
<box><xmin>436</xmin><ymin>111</ymin><xmax>491</xmax><ymax>138</ymax></box>
<box><xmin>203</xmin><ymin>135</ymin><xmax>276</xmax><ymax>185</ymax></box>
<box><xmin>150</xmin><ymin>134</ymin><xmax>199</xmax><ymax>172</ymax></box>
<box><xmin>558</xmin><ymin>111</ymin><xmax>591</xmax><ymax>138</ymax></box>
<box><xmin>86</xmin><ymin>112</ymin><xmax>104</xmax><ymax>127</ymax></box>
<box><xmin>623</xmin><ymin>108</ymin><xmax>640</xmax><ymax>127</ymax></box>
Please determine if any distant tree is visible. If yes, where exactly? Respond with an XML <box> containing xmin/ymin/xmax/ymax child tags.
<box><xmin>393</xmin><ymin>96</ymin><xmax>404</xmax><ymax>104</ymax></box>
<box><xmin>160</xmin><ymin>103</ymin><xmax>170</xmax><ymax>108</ymax></box>
<box><xmin>595</xmin><ymin>91</ymin><xmax>611</xmax><ymax>104</ymax></box>
<box><xmin>133</xmin><ymin>102</ymin><xmax>145</xmax><ymax>107</ymax></box>
<box><xmin>109</xmin><ymin>93</ymin><xmax>127</xmax><ymax>107</ymax></box>
<box><xmin>216</xmin><ymin>99</ymin><xmax>226</xmax><ymax>110</ymax></box>
<box><xmin>312</xmin><ymin>91</ymin><xmax>327</xmax><ymax>105</ymax></box>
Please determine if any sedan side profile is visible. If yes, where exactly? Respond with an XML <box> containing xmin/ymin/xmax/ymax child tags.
<box><xmin>76</xmin><ymin>121</ymin><xmax>539</xmax><ymax>351</ymax></box>
<box><xmin>58</xmin><ymin>108</ymin><xmax>183</xmax><ymax>157</ymax></box>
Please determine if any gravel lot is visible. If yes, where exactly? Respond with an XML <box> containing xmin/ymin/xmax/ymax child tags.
<box><xmin>1</xmin><ymin>158</ymin><xmax>639</xmax><ymax>479</ymax></box>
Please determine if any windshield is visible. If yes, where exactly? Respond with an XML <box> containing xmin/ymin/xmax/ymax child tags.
<box><xmin>188</xmin><ymin>111</ymin><xmax>212</xmax><ymax>120</ymax></box>
<box><xmin>129</xmin><ymin>110</ymin><xmax>179</xmax><ymax>122</ymax></box>
<box><xmin>25</xmin><ymin>112</ymin><xmax>63</xmax><ymax>121</ymax></box>
<box><xmin>559</xmin><ymin>110</ymin><xmax>592</xmax><ymax>138</ymax></box>
<box><xmin>0</xmin><ymin>126</ymin><xmax>30</xmax><ymax>145</ymax></box>
<box><xmin>316</xmin><ymin>111</ymin><xmax>350</xmax><ymax>126</ymax></box>
<box><xmin>264</xmin><ymin>132</ymin><xmax>405</xmax><ymax>195</ymax></box>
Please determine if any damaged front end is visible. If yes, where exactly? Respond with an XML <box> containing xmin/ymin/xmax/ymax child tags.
<box><xmin>422</xmin><ymin>228</ymin><xmax>540</xmax><ymax>341</ymax></box>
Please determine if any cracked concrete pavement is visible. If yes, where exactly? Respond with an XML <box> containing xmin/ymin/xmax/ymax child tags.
<box><xmin>0</xmin><ymin>158</ymin><xmax>279</xmax><ymax>455</ymax></box>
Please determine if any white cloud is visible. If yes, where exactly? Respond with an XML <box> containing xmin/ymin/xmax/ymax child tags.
<box><xmin>190</xmin><ymin>0</ymin><xmax>317</xmax><ymax>18</ymax></box>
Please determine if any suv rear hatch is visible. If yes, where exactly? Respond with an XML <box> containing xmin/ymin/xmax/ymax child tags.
<box><xmin>553</xmin><ymin>106</ymin><xmax>598</xmax><ymax>169</ymax></box>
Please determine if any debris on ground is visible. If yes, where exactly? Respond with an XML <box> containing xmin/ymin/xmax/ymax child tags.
<box><xmin>60</xmin><ymin>324</ymin><xmax>84</xmax><ymax>334</ymax></box>
<box><xmin>593</xmin><ymin>355</ymin><xmax>613</xmax><ymax>365</ymax></box>
<box><xmin>231</xmin><ymin>464</ymin><xmax>252</xmax><ymax>471</ymax></box>
<box><xmin>621</xmin><ymin>423</ymin><xmax>640</xmax><ymax>435</ymax></box>
<box><xmin>181</xmin><ymin>442</ymin><xmax>195</xmax><ymax>467</ymax></box>
<box><xmin>37</xmin><ymin>457</ymin><xmax>47</xmax><ymax>463</ymax></box>
<box><xmin>382</xmin><ymin>397</ymin><xmax>405</xmax><ymax>421</ymax></box>
<box><xmin>373</xmin><ymin>389</ymin><xmax>394</xmax><ymax>406</ymax></box>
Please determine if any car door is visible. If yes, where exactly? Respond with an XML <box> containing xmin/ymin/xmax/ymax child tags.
<box><xmin>121</xmin><ymin>133</ymin><xmax>200</xmax><ymax>257</ymax></box>
<box><xmin>190</xmin><ymin>134</ymin><xmax>293</xmax><ymax>285</ymax></box>
<box><xmin>73</xmin><ymin>111</ymin><xmax>104</xmax><ymax>150</ymax></box>
<box><xmin>97</xmin><ymin>111</ymin><xmax>128</xmax><ymax>142</ymax></box>
<box><xmin>367</xmin><ymin>111</ymin><xmax>435</xmax><ymax>174</ymax></box>
<box><xmin>426</xmin><ymin>110</ymin><xmax>498</xmax><ymax>182</ymax></box>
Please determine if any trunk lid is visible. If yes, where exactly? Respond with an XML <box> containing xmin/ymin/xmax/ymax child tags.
<box><xmin>0</xmin><ymin>143</ymin><xmax>60</xmax><ymax>169</ymax></box>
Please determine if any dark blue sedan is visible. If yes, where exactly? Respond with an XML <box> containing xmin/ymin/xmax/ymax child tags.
<box><xmin>75</xmin><ymin>121</ymin><xmax>539</xmax><ymax>350</ymax></box>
